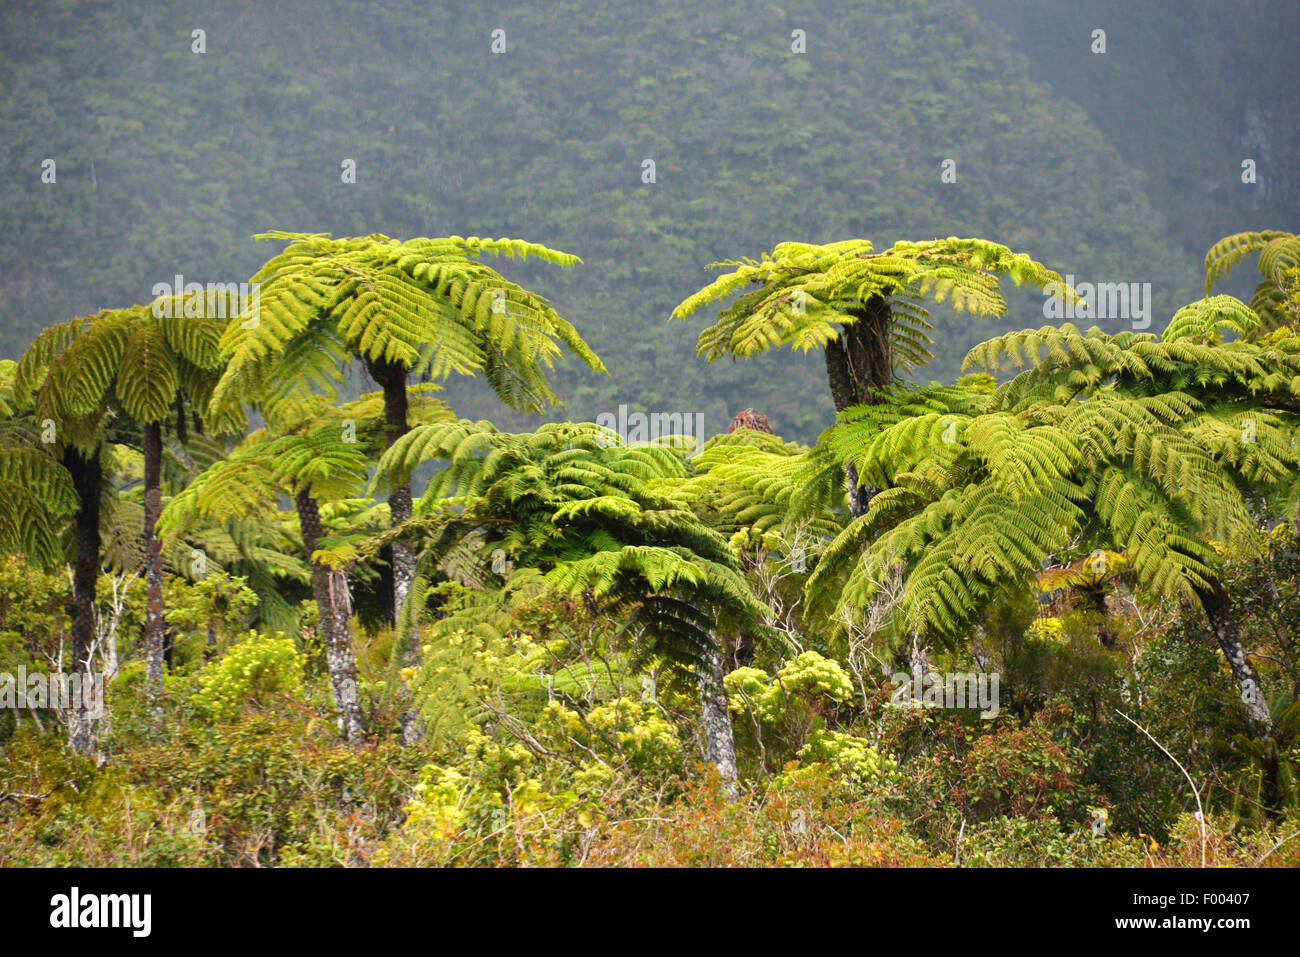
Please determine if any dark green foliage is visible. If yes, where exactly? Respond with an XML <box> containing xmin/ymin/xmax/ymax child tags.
<box><xmin>0</xmin><ymin>0</ymin><xmax>1215</xmax><ymax>442</ymax></box>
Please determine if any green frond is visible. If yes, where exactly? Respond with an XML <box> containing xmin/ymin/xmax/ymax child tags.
<box><xmin>116</xmin><ymin>321</ymin><xmax>179</xmax><ymax>422</ymax></box>
<box><xmin>806</xmin><ymin>323</ymin><xmax>1293</xmax><ymax>647</ymax></box>
<box><xmin>1204</xmin><ymin>231</ymin><xmax>1300</xmax><ymax>336</ymax></box>
<box><xmin>1204</xmin><ymin>230</ymin><xmax>1293</xmax><ymax>295</ymax></box>
<box><xmin>216</xmin><ymin>231</ymin><xmax>602</xmax><ymax>416</ymax></box>
<box><xmin>0</xmin><ymin>472</ymin><xmax>71</xmax><ymax>568</ymax></box>
<box><xmin>0</xmin><ymin>446</ymin><xmax>78</xmax><ymax>516</ymax></box>
<box><xmin>674</xmin><ymin>236</ymin><xmax>1071</xmax><ymax>366</ymax></box>
<box><xmin>1162</xmin><ymin>296</ymin><xmax>1261</xmax><ymax>344</ymax></box>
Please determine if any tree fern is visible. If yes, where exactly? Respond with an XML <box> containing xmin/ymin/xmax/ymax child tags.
<box><xmin>674</xmin><ymin>236</ymin><xmax>1073</xmax><ymax>517</ymax></box>
<box><xmin>361</xmin><ymin>420</ymin><xmax>775</xmax><ymax>754</ymax></box>
<box><xmin>1204</xmin><ymin>230</ymin><xmax>1300</xmax><ymax>336</ymax></box>
<box><xmin>212</xmin><ymin>230</ymin><xmax>604</xmax><ymax>623</ymax></box>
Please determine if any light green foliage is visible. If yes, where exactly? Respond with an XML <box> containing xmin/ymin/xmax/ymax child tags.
<box><xmin>213</xmin><ymin>231</ymin><xmax>604</xmax><ymax>417</ymax></box>
<box><xmin>160</xmin><ymin>393</ymin><xmax>381</xmax><ymax>534</ymax></box>
<box><xmin>163</xmin><ymin>572</ymin><xmax>259</xmax><ymax>639</ymax></box>
<box><xmin>0</xmin><ymin>358</ymin><xmax>16</xmax><ymax>421</ymax></box>
<box><xmin>789</xmin><ymin>730</ymin><xmax>899</xmax><ymax>789</ymax></box>
<box><xmin>158</xmin><ymin>389</ymin><xmax>424</xmax><ymax>634</ymax></box>
<box><xmin>403</xmin><ymin>766</ymin><xmax>473</xmax><ymax>840</ymax></box>
<box><xmin>1204</xmin><ymin>230</ymin><xmax>1300</xmax><ymax>335</ymax></box>
<box><xmin>401</xmin><ymin>577</ymin><xmax>551</xmax><ymax>744</ymax></box>
<box><xmin>540</xmin><ymin>697</ymin><xmax>684</xmax><ymax>777</ymax></box>
<box><xmin>14</xmin><ymin>298</ymin><xmax>240</xmax><ymax>451</ymax></box>
<box><xmin>1286</xmin><ymin>266</ymin><xmax>1300</xmax><ymax>325</ymax></box>
<box><xmin>809</xmin><ymin>306</ymin><xmax>1300</xmax><ymax>644</ymax></box>
<box><xmin>366</xmin><ymin>419</ymin><xmax>775</xmax><ymax>688</ymax></box>
<box><xmin>678</xmin><ymin>434</ymin><xmax>843</xmax><ymax>541</ymax></box>
<box><xmin>390</xmin><ymin>693</ymin><xmax>686</xmax><ymax>863</ymax></box>
<box><xmin>399</xmin><ymin>577</ymin><xmax>643</xmax><ymax>751</ymax></box>
<box><xmin>1162</xmin><ymin>295</ymin><xmax>1264</xmax><ymax>344</ymax></box>
<box><xmin>0</xmin><ymin>446</ymin><xmax>79</xmax><ymax>568</ymax></box>
<box><xmin>1025</xmin><ymin>617</ymin><xmax>1067</xmax><ymax>643</ymax></box>
<box><xmin>192</xmin><ymin>630</ymin><xmax>305</xmax><ymax>721</ymax></box>
<box><xmin>0</xmin><ymin>360</ymin><xmax>80</xmax><ymax>567</ymax></box>
<box><xmin>773</xmin><ymin>651</ymin><xmax>856</xmax><ymax>706</ymax></box>
<box><xmin>725</xmin><ymin>651</ymin><xmax>855</xmax><ymax>723</ymax></box>
<box><xmin>0</xmin><ymin>554</ymin><xmax>70</xmax><ymax>677</ymax></box>
<box><xmin>673</xmin><ymin>237</ymin><xmax>1073</xmax><ymax>375</ymax></box>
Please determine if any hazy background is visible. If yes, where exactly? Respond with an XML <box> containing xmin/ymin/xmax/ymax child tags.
<box><xmin>2</xmin><ymin>0</ymin><xmax>1296</xmax><ymax>442</ymax></box>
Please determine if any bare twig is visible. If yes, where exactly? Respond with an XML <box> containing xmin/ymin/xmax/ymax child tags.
<box><xmin>1116</xmin><ymin>709</ymin><xmax>1206</xmax><ymax>867</ymax></box>
<box><xmin>1253</xmin><ymin>829</ymin><xmax>1300</xmax><ymax>867</ymax></box>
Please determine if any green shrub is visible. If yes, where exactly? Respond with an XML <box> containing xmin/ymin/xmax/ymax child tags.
<box><xmin>193</xmin><ymin>631</ymin><xmax>305</xmax><ymax>722</ymax></box>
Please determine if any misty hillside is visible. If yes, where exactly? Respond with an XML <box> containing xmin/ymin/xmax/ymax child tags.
<box><xmin>7</xmin><ymin>0</ymin><xmax>1289</xmax><ymax>439</ymax></box>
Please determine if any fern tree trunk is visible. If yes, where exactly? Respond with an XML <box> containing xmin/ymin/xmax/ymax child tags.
<box><xmin>366</xmin><ymin>356</ymin><xmax>415</xmax><ymax>621</ymax></box>
<box><xmin>366</xmin><ymin>356</ymin><xmax>425</xmax><ymax>744</ymax></box>
<box><xmin>1198</xmin><ymin>583</ymin><xmax>1274</xmax><ymax>734</ymax></box>
<box><xmin>142</xmin><ymin>420</ymin><xmax>165</xmax><ymax>721</ymax></box>
<box><xmin>63</xmin><ymin>446</ymin><xmax>102</xmax><ymax>756</ymax></box>
<box><xmin>295</xmin><ymin>489</ymin><xmax>364</xmax><ymax>744</ymax></box>
<box><xmin>700</xmin><ymin>634</ymin><xmax>739</xmax><ymax>798</ymax></box>
<box><xmin>825</xmin><ymin>339</ymin><xmax>868</xmax><ymax>518</ymax></box>
<box><xmin>824</xmin><ymin>297</ymin><xmax>893</xmax><ymax>518</ymax></box>
<box><xmin>1082</xmin><ymin>585</ymin><xmax>1118</xmax><ymax>650</ymax></box>
<box><xmin>1198</xmin><ymin>582</ymin><xmax>1280</xmax><ymax>811</ymax></box>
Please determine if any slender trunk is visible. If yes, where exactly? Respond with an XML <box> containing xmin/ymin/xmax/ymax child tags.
<box><xmin>909</xmin><ymin>636</ymin><xmax>931</xmax><ymax>686</ymax></box>
<box><xmin>399</xmin><ymin>711</ymin><xmax>424</xmax><ymax>746</ymax></box>
<box><xmin>366</xmin><ymin>356</ymin><xmax>422</xmax><ymax>742</ymax></box>
<box><xmin>825</xmin><ymin>338</ymin><xmax>867</xmax><ymax>518</ymax></box>
<box><xmin>95</xmin><ymin>609</ymin><xmax>118</xmax><ymax>746</ymax></box>
<box><xmin>63</xmin><ymin>446</ymin><xmax>102</xmax><ymax>756</ymax></box>
<box><xmin>1198</xmin><ymin>583</ymin><xmax>1274</xmax><ymax>733</ymax></box>
<box><xmin>1260</xmin><ymin>571</ymin><xmax>1298</xmax><ymax>699</ymax></box>
<box><xmin>143</xmin><ymin>420</ymin><xmax>165</xmax><ymax>720</ymax></box>
<box><xmin>390</xmin><ymin>481</ymin><xmax>415</xmax><ymax>615</ymax></box>
<box><xmin>1084</xmin><ymin>586</ymin><xmax>1118</xmax><ymax>650</ymax></box>
<box><xmin>700</xmin><ymin>635</ymin><xmax>739</xmax><ymax>797</ymax></box>
<box><xmin>824</xmin><ymin>297</ymin><xmax>892</xmax><ymax>519</ymax></box>
<box><xmin>1197</xmin><ymin>582</ymin><xmax>1283</xmax><ymax>812</ymax></box>
<box><xmin>296</xmin><ymin>489</ymin><xmax>364</xmax><ymax>744</ymax></box>
<box><xmin>366</xmin><ymin>356</ymin><xmax>414</xmax><ymax>621</ymax></box>
<box><xmin>103</xmin><ymin>621</ymin><xmax>119</xmax><ymax>684</ymax></box>
<box><xmin>175</xmin><ymin>393</ymin><xmax>188</xmax><ymax>445</ymax></box>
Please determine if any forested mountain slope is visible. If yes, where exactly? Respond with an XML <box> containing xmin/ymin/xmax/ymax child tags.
<box><xmin>972</xmin><ymin>0</ymin><xmax>1300</xmax><ymax>266</ymax></box>
<box><xmin>1</xmin><ymin>0</ymin><xmax>1275</xmax><ymax>439</ymax></box>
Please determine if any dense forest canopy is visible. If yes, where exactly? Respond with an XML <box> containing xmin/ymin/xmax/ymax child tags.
<box><xmin>7</xmin><ymin>0</ymin><xmax>1294</xmax><ymax>441</ymax></box>
<box><xmin>1</xmin><ymin>0</ymin><xmax>1299</xmax><ymax>885</ymax></box>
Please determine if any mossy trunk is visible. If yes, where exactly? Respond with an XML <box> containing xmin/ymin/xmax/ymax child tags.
<box><xmin>824</xmin><ymin>296</ymin><xmax>892</xmax><ymax>518</ymax></box>
<box><xmin>143</xmin><ymin>420</ymin><xmax>165</xmax><ymax>721</ymax></box>
<box><xmin>1199</xmin><ymin>583</ymin><xmax>1274</xmax><ymax>733</ymax></box>
<box><xmin>296</xmin><ymin>489</ymin><xmax>364</xmax><ymax>745</ymax></box>
<box><xmin>366</xmin><ymin>356</ymin><xmax>414</xmax><ymax>621</ymax></box>
<box><xmin>365</xmin><ymin>355</ymin><xmax>422</xmax><ymax>742</ymax></box>
<box><xmin>63</xmin><ymin>446</ymin><xmax>102</xmax><ymax>756</ymax></box>
<box><xmin>700</xmin><ymin>635</ymin><xmax>738</xmax><ymax>798</ymax></box>
<box><xmin>1198</xmin><ymin>581</ymin><xmax>1280</xmax><ymax>810</ymax></box>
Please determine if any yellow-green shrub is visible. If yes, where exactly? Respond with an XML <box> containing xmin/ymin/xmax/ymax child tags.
<box><xmin>192</xmin><ymin>630</ymin><xmax>304</xmax><ymax>722</ymax></box>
